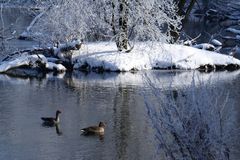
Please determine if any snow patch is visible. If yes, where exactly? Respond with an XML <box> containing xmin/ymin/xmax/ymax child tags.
<box><xmin>0</xmin><ymin>54</ymin><xmax>66</xmax><ymax>73</ymax></box>
<box><xmin>0</xmin><ymin>54</ymin><xmax>47</xmax><ymax>73</ymax></box>
<box><xmin>46</xmin><ymin>62</ymin><xmax>66</xmax><ymax>72</ymax></box>
<box><xmin>211</xmin><ymin>39</ymin><xmax>222</xmax><ymax>46</ymax></box>
<box><xmin>193</xmin><ymin>43</ymin><xmax>216</xmax><ymax>51</ymax></box>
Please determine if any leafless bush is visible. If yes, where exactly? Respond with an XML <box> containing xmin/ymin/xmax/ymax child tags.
<box><xmin>142</xmin><ymin>72</ymin><xmax>238</xmax><ymax>159</ymax></box>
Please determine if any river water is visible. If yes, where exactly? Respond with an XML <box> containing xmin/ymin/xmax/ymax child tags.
<box><xmin>0</xmin><ymin>71</ymin><xmax>239</xmax><ymax>160</ymax></box>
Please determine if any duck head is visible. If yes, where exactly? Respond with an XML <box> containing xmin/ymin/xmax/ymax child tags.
<box><xmin>56</xmin><ymin>110</ymin><xmax>62</xmax><ymax>114</ymax></box>
<box><xmin>99</xmin><ymin>122</ymin><xmax>106</xmax><ymax>128</ymax></box>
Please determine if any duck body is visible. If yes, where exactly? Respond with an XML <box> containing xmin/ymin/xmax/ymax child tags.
<box><xmin>81</xmin><ymin>122</ymin><xmax>106</xmax><ymax>134</ymax></box>
<box><xmin>41</xmin><ymin>110</ymin><xmax>61</xmax><ymax>126</ymax></box>
<box><xmin>41</xmin><ymin>117</ymin><xmax>58</xmax><ymax>125</ymax></box>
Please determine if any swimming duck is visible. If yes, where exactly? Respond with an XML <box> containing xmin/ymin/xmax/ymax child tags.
<box><xmin>81</xmin><ymin>122</ymin><xmax>106</xmax><ymax>134</ymax></box>
<box><xmin>41</xmin><ymin>110</ymin><xmax>61</xmax><ymax>125</ymax></box>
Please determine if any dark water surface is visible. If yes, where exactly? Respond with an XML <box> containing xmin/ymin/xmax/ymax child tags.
<box><xmin>0</xmin><ymin>71</ymin><xmax>239</xmax><ymax>160</ymax></box>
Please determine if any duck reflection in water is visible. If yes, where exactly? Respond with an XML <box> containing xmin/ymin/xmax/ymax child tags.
<box><xmin>41</xmin><ymin>122</ymin><xmax>63</xmax><ymax>136</ymax></box>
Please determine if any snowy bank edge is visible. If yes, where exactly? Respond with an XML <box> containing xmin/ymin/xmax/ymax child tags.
<box><xmin>73</xmin><ymin>43</ymin><xmax>240</xmax><ymax>72</ymax></box>
<box><xmin>0</xmin><ymin>54</ymin><xmax>66</xmax><ymax>74</ymax></box>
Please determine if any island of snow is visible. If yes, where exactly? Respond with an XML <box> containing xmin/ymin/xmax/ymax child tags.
<box><xmin>72</xmin><ymin>42</ymin><xmax>240</xmax><ymax>72</ymax></box>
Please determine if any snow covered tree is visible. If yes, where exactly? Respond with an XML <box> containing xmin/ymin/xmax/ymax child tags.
<box><xmin>29</xmin><ymin>1</ymin><xmax>89</xmax><ymax>46</ymax></box>
<box><xmin>30</xmin><ymin>0</ymin><xmax>182</xmax><ymax>51</ymax></box>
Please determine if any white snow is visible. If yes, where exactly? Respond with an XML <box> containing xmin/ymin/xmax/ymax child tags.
<box><xmin>46</xmin><ymin>62</ymin><xmax>66</xmax><ymax>72</ymax></box>
<box><xmin>1</xmin><ymin>42</ymin><xmax>240</xmax><ymax>74</ymax></box>
<box><xmin>73</xmin><ymin>42</ymin><xmax>240</xmax><ymax>71</ymax></box>
<box><xmin>211</xmin><ymin>39</ymin><xmax>222</xmax><ymax>46</ymax></box>
<box><xmin>0</xmin><ymin>54</ymin><xmax>66</xmax><ymax>73</ymax></box>
<box><xmin>193</xmin><ymin>43</ymin><xmax>216</xmax><ymax>50</ymax></box>
<box><xmin>183</xmin><ymin>40</ymin><xmax>194</xmax><ymax>46</ymax></box>
<box><xmin>53</xmin><ymin>39</ymin><xmax>81</xmax><ymax>55</ymax></box>
<box><xmin>0</xmin><ymin>54</ymin><xmax>47</xmax><ymax>73</ymax></box>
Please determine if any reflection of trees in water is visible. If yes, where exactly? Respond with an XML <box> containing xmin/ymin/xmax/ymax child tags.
<box><xmin>64</xmin><ymin>75</ymin><xmax>90</xmax><ymax>106</ymax></box>
<box><xmin>142</xmin><ymin>73</ymin><xmax>238</xmax><ymax>160</ymax></box>
<box><xmin>113</xmin><ymin>86</ymin><xmax>132</xmax><ymax>160</ymax></box>
<box><xmin>64</xmin><ymin>73</ymin><xmax>144</xmax><ymax>158</ymax></box>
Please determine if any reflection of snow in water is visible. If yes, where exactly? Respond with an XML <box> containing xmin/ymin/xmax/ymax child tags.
<box><xmin>69</xmin><ymin>70</ymin><xmax>240</xmax><ymax>89</ymax></box>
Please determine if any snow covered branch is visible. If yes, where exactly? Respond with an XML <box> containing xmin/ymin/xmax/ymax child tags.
<box><xmin>0</xmin><ymin>39</ymin><xmax>82</xmax><ymax>76</ymax></box>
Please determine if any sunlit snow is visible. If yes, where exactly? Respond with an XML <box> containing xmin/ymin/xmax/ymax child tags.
<box><xmin>73</xmin><ymin>42</ymin><xmax>240</xmax><ymax>71</ymax></box>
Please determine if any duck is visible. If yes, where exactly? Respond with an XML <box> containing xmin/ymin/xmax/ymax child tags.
<box><xmin>81</xmin><ymin>122</ymin><xmax>106</xmax><ymax>135</ymax></box>
<box><xmin>41</xmin><ymin>110</ymin><xmax>62</xmax><ymax>125</ymax></box>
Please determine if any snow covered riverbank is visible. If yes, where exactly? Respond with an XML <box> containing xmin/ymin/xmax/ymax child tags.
<box><xmin>73</xmin><ymin>42</ymin><xmax>240</xmax><ymax>72</ymax></box>
<box><xmin>0</xmin><ymin>54</ymin><xmax>66</xmax><ymax>73</ymax></box>
<box><xmin>0</xmin><ymin>42</ymin><xmax>240</xmax><ymax>76</ymax></box>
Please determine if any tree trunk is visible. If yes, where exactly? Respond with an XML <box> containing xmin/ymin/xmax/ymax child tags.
<box><xmin>177</xmin><ymin>0</ymin><xmax>187</xmax><ymax>16</ymax></box>
<box><xmin>185</xmin><ymin>0</ymin><xmax>196</xmax><ymax>21</ymax></box>
<box><xmin>116</xmin><ymin>0</ymin><xmax>128</xmax><ymax>51</ymax></box>
<box><xmin>170</xmin><ymin>0</ymin><xmax>197</xmax><ymax>43</ymax></box>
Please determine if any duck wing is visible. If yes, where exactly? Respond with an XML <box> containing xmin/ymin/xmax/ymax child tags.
<box><xmin>81</xmin><ymin>126</ymin><xmax>98</xmax><ymax>133</ymax></box>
